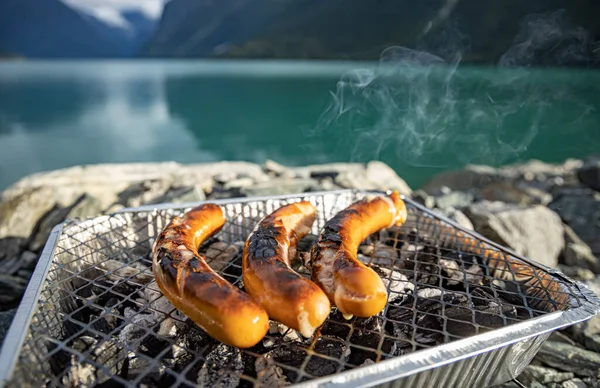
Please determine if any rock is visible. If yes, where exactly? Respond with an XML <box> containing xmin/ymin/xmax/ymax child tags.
<box><xmin>147</xmin><ymin>185</ymin><xmax>206</xmax><ymax>205</ymax></box>
<box><xmin>557</xmin><ymin>265</ymin><xmax>595</xmax><ymax>281</ymax></box>
<box><xmin>549</xmin><ymin>187</ymin><xmax>600</xmax><ymax>258</ymax></box>
<box><xmin>435</xmin><ymin>207</ymin><xmax>474</xmax><ymax>230</ymax></box>
<box><xmin>28</xmin><ymin>194</ymin><xmax>101</xmax><ymax>252</ymax></box>
<box><xmin>263</xmin><ymin>159</ymin><xmax>295</xmax><ymax>178</ymax></box>
<box><xmin>0</xmin><ymin>186</ymin><xmax>60</xmax><ymax>241</ymax></box>
<box><xmin>0</xmin><ymin>251</ymin><xmax>38</xmax><ymax>276</ymax></box>
<box><xmin>0</xmin><ymin>308</ymin><xmax>16</xmax><ymax>345</ymax></box>
<box><xmin>365</xmin><ymin>161</ymin><xmax>412</xmax><ymax>195</ymax></box>
<box><xmin>410</xmin><ymin>190</ymin><xmax>435</xmax><ymax>208</ymax></box>
<box><xmin>421</xmin><ymin>159</ymin><xmax>582</xmax><ymax>194</ymax></box>
<box><xmin>0</xmin><ymin>237</ymin><xmax>26</xmax><ymax>261</ymax></box>
<box><xmin>578</xmin><ymin>155</ymin><xmax>600</xmax><ymax>191</ymax></box>
<box><xmin>434</xmin><ymin>191</ymin><xmax>475</xmax><ymax>210</ymax></box>
<box><xmin>562</xmin><ymin>380</ymin><xmax>588</xmax><ymax>388</ymax></box>
<box><xmin>562</xmin><ymin>224</ymin><xmax>600</xmax><ymax>273</ymax></box>
<box><xmin>0</xmin><ymin>275</ymin><xmax>28</xmax><ymax>309</ymax></box>
<box><xmin>535</xmin><ymin>341</ymin><xmax>600</xmax><ymax>378</ymax></box>
<box><xmin>223</xmin><ymin>178</ymin><xmax>255</xmax><ymax>190</ymax></box>
<box><xmin>465</xmin><ymin>201</ymin><xmax>565</xmax><ymax>268</ymax></box>
<box><xmin>519</xmin><ymin>364</ymin><xmax>574</xmax><ymax>385</ymax></box>
<box><xmin>240</xmin><ymin>178</ymin><xmax>318</xmax><ymax>197</ymax></box>
<box><xmin>479</xmin><ymin>182</ymin><xmax>533</xmax><ymax>205</ymax></box>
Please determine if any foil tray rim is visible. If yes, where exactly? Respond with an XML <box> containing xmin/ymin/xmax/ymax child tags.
<box><xmin>1</xmin><ymin>188</ymin><xmax>599</xmax><ymax>388</ymax></box>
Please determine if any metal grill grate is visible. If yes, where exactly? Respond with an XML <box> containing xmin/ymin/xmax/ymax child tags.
<box><xmin>1</xmin><ymin>190</ymin><xmax>593</xmax><ymax>388</ymax></box>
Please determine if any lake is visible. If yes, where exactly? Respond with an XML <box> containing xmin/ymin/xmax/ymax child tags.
<box><xmin>1</xmin><ymin>60</ymin><xmax>599</xmax><ymax>192</ymax></box>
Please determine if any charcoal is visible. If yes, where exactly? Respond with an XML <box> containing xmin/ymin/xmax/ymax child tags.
<box><xmin>63</xmin><ymin>336</ymin><xmax>125</xmax><ymax>385</ymax></box>
<box><xmin>204</xmin><ymin>241</ymin><xmax>242</xmax><ymax>274</ymax></box>
<box><xmin>321</xmin><ymin>321</ymin><xmax>351</xmax><ymax>340</ymax></box>
<box><xmin>101</xmin><ymin>259</ymin><xmax>154</xmax><ymax>284</ymax></box>
<box><xmin>197</xmin><ymin>344</ymin><xmax>244</xmax><ymax>388</ymax></box>
<box><xmin>90</xmin><ymin>315</ymin><xmax>112</xmax><ymax>335</ymax></box>
<box><xmin>255</xmin><ymin>356</ymin><xmax>290</xmax><ymax>387</ymax></box>
<box><xmin>372</xmin><ymin>267</ymin><xmax>413</xmax><ymax>303</ymax></box>
<box><xmin>306</xmin><ymin>338</ymin><xmax>348</xmax><ymax>376</ymax></box>
<box><xmin>266</xmin><ymin>345</ymin><xmax>305</xmax><ymax>383</ymax></box>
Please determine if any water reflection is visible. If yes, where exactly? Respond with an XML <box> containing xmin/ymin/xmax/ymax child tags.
<box><xmin>0</xmin><ymin>64</ymin><xmax>213</xmax><ymax>190</ymax></box>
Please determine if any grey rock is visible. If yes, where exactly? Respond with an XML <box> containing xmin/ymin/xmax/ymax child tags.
<box><xmin>479</xmin><ymin>182</ymin><xmax>534</xmax><ymax>205</ymax></box>
<box><xmin>365</xmin><ymin>161</ymin><xmax>412</xmax><ymax>195</ymax></box>
<box><xmin>0</xmin><ymin>308</ymin><xmax>16</xmax><ymax>345</ymax></box>
<box><xmin>0</xmin><ymin>274</ymin><xmax>28</xmax><ymax>309</ymax></box>
<box><xmin>421</xmin><ymin>159</ymin><xmax>582</xmax><ymax>194</ymax></box>
<box><xmin>411</xmin><ymin>190</ymin><xmax>435</xmax><ymax>208</ymax></box>
<box><xmin>223</xmin><ymin>177</ymin><xmax>255</xmax><ymax>190</ymax></box>
<box><xmin>240</xmin><ymin>178</ymin><xmax>317</xmax><ymax>197</ymax></box>
<box><xmin>562</xmin><ymin>379</ymin><xmax>590</xmax><ymax>388</ymax></box>
<box><xmin>578</xmin><ymin>155</ymin><xmax>600</xmax><ymax>192</ymax></box>
<box><xmin>29</xmin><ymin>194</ymin><xmax>101</xmax><ymax>252</ymax></box>
<box><xmin>465</xmin><ymin>201</ymin><xmax>565</xmax><ymax>268</ymax></box>
<box><xmin>557</xmin><ymin>265</ymin><xmax>595</xmax><ymax>281</ymax></box>
<box><xmin>536</xmin><ymin>341</ymin><xmax>600</xmax><ymax>378</ymax></box>
<box><xmin>263</xmin><ymin>159</ymin><xmax>295</xmax><ymax>178</ymax></box>
<box><xmin>520</xmin><ymin>364</ymin><xmax>574</xmax><ymax>384</ymax></box>
<box><xmin>562</xmin><ymin>225</ymin><xmax>600</xmax><ymax>274</ymax></box>
<box><xmin>148</xmin><ymin>185</ymin><xmax>206</xmax><ymax>205</ymax></box>
<box><xmin>0</xmin><ymin>250</ymin><xmax>36</xmax><ymax>276</ymax></box>
<box><xmin>0</xmin><ymin>237</ymin><xmax>26</xmax><ymax>261</ymax></box>
<box><xmin>435</xmin><ymin>206</ymin><xmax>475</xmax><ymax>230</ymax></box>
<box><xmin>435</xmin><ymin>190</ymin><xmax>475</xmax><ymax>210</ymax></box>
<box><xmin>549</xmin><ymin>188</ymin><xmax>600</xmax><ymax>258</ymax></box>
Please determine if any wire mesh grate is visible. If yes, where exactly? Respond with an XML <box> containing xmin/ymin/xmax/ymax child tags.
<box><xmin>3</xmin><ymin>190</ymin><xmax>583</xmax><ymax>387</ymax></box>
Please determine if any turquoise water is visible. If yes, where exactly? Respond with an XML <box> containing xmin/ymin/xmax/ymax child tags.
<box><xmin>0</xmin><ymin>60</ymin><xmax>599</xmax><ymax>191</ymax></box>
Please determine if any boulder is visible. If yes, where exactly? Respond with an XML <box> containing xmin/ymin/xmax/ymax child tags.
<box><xmin>562</xmin><ymin>225</ymin><xmax>600</xmax><ymax>274</ymax></box>
<box><xmin>549</xmin><ymin>187</ymin><xmax>600</xmax><ymax>259</ymax></box>
<box><xmin>464</xmin><ymin>201</ymin><xmax>565</xmax><ymax>268</ymax></box>
<box><xmin>577</xmin><ymin>155</ymin><xmax>600</xmax><ymax>191</ymax></box>
<box><xmin>421</xmin><ymin>159</ymin><xmax>583</xmax><ymax>195</ymax></box>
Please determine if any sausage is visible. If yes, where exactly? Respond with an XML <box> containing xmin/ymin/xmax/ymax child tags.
<box><xmin>243</xmin><ymin>201</ymin><xmax>331</xmax><ymax>338</ymax></box>
<box><xmin>415</xmin><ymin>216</ymin><xmax>570</xmax><ymax>312</ymax></box>
<box><xmin>311</xmin><ymin>191</ymin><xmax>408</xmax><ymax>319</ymax></box>
<box><xmin>152</xmin><ymin>203</ymin><xmax>269</xmax><ymax>348</ymax></box>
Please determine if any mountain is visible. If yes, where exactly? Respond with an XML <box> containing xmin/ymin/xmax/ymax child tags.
<box><xmin>0</xmin><ymin>0</ymin><xmax>157</xmax><ymax>59</ymax></box>
<box><xmin>141</xmin><ymin>0</ymin><xmax>600</xmax><ymax>66</ymax></box>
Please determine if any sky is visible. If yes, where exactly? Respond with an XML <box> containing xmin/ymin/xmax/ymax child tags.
<box><xmin>61</xmin><ymin>0</ymin><xmax>168</xmax><ymax>28</ymax></box>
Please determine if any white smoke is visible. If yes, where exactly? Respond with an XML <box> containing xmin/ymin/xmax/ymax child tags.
<box><xmin>308</xmin><ymin>9</ymin><xmax>598</xmax><ymax>168</ymax></box>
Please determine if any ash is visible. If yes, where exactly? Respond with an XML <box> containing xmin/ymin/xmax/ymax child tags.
<box><xmin>54</xmin><ymin>224</ymin><xmax>544</xmax><ymax>387</ymax></box>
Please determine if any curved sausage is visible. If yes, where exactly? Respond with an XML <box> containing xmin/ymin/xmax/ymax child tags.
<box><xmin>311</xmin><ymin>191</ymin><xmax>408</xmax><ymax>319</ymax></box>
<box><xmin>416</xmin><ymin>216</ymin><xmax>570</xmax><ymax>312</ymax></box>
<box><xmin>152</xmin><ymin>203</ymin><xmax>269</xmax><ymax>348</ymax></box>
<box><xmin>243</xmin><ymin>201</ymin><xmax>331</xmax><ymax>338</ymax></box>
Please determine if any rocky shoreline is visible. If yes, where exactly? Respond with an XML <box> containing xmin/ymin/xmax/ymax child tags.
<box><xmin>0</xmin><ymin>156</ymin><xmax>599</xmax><ymax>387</ymax></box>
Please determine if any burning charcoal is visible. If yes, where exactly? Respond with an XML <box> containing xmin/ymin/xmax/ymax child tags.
<box><xmin>417</xmin><ymin>288</ymin><xmax>443</xmax><ymax>299</ymax></box>
<box><xmin>101</xmin><ymin>259</ymin><xmax>154</xmax><ymax>284</ymax></box>
<box><xmin>255</xmin><ymin>356</ymin><xmax>290</xmax><ymax>386</ymax></box>
<box><xmin>268</xmin><ymin>321</ymin><xmax>302</xmax><ymax>343</ymax></box>
<box><xmin>62</xmin><ymin>336</ymin><xmax>125</xmax><ymax>386</ymax></box>
<box><xmin>203</xmin><ymin>241</ymin><xmax>242</xmax><ymax>274</ymax></box>
<box><xmin>118</xmin><ymin>312</ymin><xmax>156</xmax><ymax>346</ymax></box>
<box><xmin>321</xmin><ymin>320</ymin><xmax>351</xmax><ymax>340</ymax></box>
<box><xmin>90</xmin><ymin>315</ymin><xmax>112</xmax><ymax>335</ymax></box>
<box><xmin>306</xmin><ymin>338</ymin><xmax>348</xmax><ymax>376</ymax></box>
<box><xmin>358</xmin><ymin>242</ymin><xmax>399</xmax><ymax>268</ymax></box>
<box><xmin>268</xmin><ymin>345</ymin><xmax>306</xmax><ymax>382</ymax></box>
<box><xmin>348</xmin><ymin>330</ymin><xmax>396</xmax><ymax>365</ymax></box>
<box><xmin>197</xmin><ymin>344</ymin><xmax>244</xmax><ymax>388</ymax></box>
<box><xmin>373</xmin><ymin>267</ymin><xmax>413</xmax><ymax>302</ymax></box>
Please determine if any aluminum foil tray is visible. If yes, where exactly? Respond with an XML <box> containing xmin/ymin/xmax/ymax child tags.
<box><xmin>1</xmin><ymin>189</ymin><xmax>599</xmax><ymax>388</ymax></box>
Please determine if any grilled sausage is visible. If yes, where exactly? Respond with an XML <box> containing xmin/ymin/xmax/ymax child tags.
<box><xmin>243</xmin><ymin>201</ymin><xmax>331</xmax><ymax>338</ymax></box>
<box><xmin>413</xmin><ymin>216</ymin><xmax>570</xmax><ymax>312</ymax></box>
<box><xmin>311</xmin><ymin>191</ymin><xmax>408</xmax><ymax>319</ymax></box>
<box><xmin>152</xmin><ymin>203</ymin><xmax>269</xmax><ymax>348</ymax></box>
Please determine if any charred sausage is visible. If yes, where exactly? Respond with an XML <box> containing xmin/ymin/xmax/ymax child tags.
<box><xmin>152</xmin><ymin>203</ymin><xmax>270</xmax><ymax>348</ymax></box>
<box><xmin>243</xmin><ymin>201</ymin><xmax>331</xmax><ymax>338</ymax></box>
<box><xmin>311</xmin><ymin>191</ymin><xmax>408</xmax><ymax>319</ymax></box>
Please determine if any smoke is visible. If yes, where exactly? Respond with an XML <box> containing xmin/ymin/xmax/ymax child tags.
<box><xmin>307</xmin><ymin>8</ymin><xmax>598</xmax><ymax>169</ymax></box>
<box><xmin>500</xmin><ymin>9</ymin><xmax>598</xmax><ymax>68</ymax></box>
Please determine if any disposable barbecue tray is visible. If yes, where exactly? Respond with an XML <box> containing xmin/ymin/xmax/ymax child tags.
<box><xmin>1</xmin><ymin>189</ymin><xmax>599</xmax><ymax>388</ymax></box>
